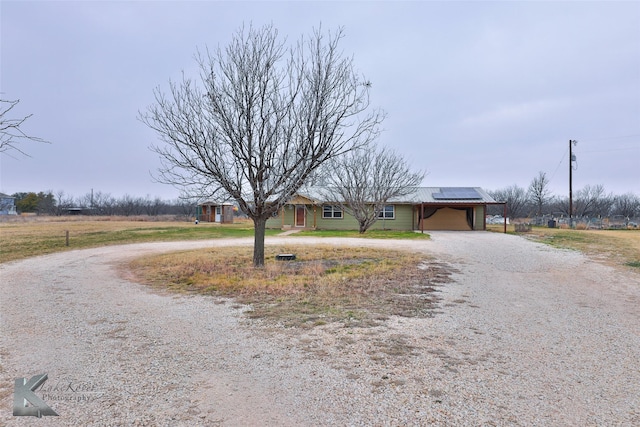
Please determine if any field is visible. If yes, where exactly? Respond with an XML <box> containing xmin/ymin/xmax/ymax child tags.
<box><xmin>2</xmin><ymin>216</ymin><xmax>636</xmax><ymax>265</ymax></box>
<box><xmin>2</xmin><ymin>216</ymin><xmax>637</xmax><ymax>268</ymax></box>
<box><xmin>488</xmin><ymin>224</ymin><xmax>640</xmax><ymax>268</ymax></box>
<box><xmin>0</xmin><ymin>216</ymin><xmax>270</xmax><ymax>263</ymax></box>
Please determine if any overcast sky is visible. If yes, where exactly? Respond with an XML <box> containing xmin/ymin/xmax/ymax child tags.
<box><xmin>1</xmin><ymin>1</ymin><xmax>639</xmax><ymax>201</ymax></box>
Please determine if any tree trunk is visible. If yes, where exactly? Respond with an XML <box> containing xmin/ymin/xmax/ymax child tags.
<box><xmin>252</xmin><ymin>216</ymin><xmax>267</xmax><ymax>267</ymax></box>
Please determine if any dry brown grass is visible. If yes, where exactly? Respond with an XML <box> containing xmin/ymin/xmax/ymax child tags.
<box><xmin>490</xmin><ymin>224</ymin><xmax>640</xmax><ymax>269</ymax></box>
<box><xmin>0</xmin><ymin>216</ymin><xmax>259</xmax><ymax>263</ymax></box>
<box><xmin>127</xmin><ymin>245</ymin><xmax>452</xmax><ymax>327</ymax></box>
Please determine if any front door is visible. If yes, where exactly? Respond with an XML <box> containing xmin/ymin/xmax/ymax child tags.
<box><xmin>295</xmin><ymin>206</ymin><xmax>305</xmax><ymax>227</ymax></box>
<box><xmin>215</xmin><ymin>206</ymin><xmax>221</xmax><ymax>222</ymax></box>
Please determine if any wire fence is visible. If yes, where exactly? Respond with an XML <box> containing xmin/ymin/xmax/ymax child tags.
<box><xmin>521</xmin><ymin>214</ymin><xmax>639</xmax><ymax>230</ymax></box>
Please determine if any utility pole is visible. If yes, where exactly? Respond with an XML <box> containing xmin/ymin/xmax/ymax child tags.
<box><xmin>569</xmin><ymin>139</ymin><xmax>577</xmax><ymax>226</ymax></box>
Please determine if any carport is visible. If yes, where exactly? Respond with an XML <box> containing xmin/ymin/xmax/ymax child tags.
<box><xmin>415</xmin><ymin>188</ymin><xmax>507</xmax><ymax>233</ymax></box>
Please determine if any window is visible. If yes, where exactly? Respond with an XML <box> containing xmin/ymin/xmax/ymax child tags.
<box><xmin>378</xmin><ymin>205</ymin><xmax>395</xmax><ymax>219</ymax></box>
<box><xmin>323</xmin><ymin>205</ymin><xmax>343</xmax><ymax>219</ymax></box>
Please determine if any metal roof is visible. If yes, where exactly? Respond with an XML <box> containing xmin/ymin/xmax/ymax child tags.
<box><xmin>199</xmin><ymin>200</ymin><xmax>235</xmax><ymax>206</ymax></box>
<box><xmin>292</xmin><ymin>186</ymin><xmax>497</xmax><ymax>204</ymax></box>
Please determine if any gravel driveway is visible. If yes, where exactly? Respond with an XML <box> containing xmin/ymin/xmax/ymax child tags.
<box><xmin>1</xmin><ymin>232</ymin><xmax>639</xmax><ymax>426</ymax></box>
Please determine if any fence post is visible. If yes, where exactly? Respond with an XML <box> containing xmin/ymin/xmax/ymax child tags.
<box><xmin>66</xmin><ymin>230</ymin><xmax>69</xmax><ymax>247</ymax></box>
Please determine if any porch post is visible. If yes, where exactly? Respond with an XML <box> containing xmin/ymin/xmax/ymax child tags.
<box><xmin>503</xmin><ymin>203</ymin><xmax>507</xmax><ymax>234</ymax></box>
<box><xmin>281</xmin><ymin>205</ymin><xmax>285</xmax><ymax>228</ymax></box>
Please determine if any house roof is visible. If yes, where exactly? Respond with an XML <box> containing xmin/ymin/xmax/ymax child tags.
<box><xmin>200</xmin><ymin>201</ymin><xmax>235</xmax><ymax>206</ymax></box>
<box><xmin>292</xmin><ymin>186</ymin><xmax>497</xmax><ymax>205</ymax></box>
<box><xmin>397</xmin><ymin>187</ymin><xmax>497</xmax><ymax>204</ymax></box>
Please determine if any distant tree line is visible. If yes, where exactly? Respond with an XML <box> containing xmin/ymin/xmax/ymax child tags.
<box><xmin>11</xmin><ymin>176</ymin><xmax>638</xmax><ymax>222</ymax></box>
<box><xmin>10</xmin><ymin>190</ymin><xmax>197</xmax><ymax>218</ymax></box>
<box><xmin>487</xmin><ymin>171</ymin><xmax>640</xmax><ymax>220</ymax></box>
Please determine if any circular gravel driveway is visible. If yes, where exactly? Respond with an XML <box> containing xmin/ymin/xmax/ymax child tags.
<box><xmin>1</xmin><ymin>232</ymin><xmax>638</xmax><ymax>426</ymax></box>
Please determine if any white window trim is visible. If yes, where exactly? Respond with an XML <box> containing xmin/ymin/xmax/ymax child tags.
<box><xmin>378</xmin><ymin>205</ymin><xmax>395</xmax><ymax>219</ymax></box>
<box><xmin>322</xmin><ymin>205</ymin><xmax>343</xmax><ymax>219</ymax></box>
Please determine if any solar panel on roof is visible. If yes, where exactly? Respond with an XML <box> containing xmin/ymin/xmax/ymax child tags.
<box><xmin>433</xmin><ymin>187</ymin><xmax>482</xmax><ymax>200</ymax></box>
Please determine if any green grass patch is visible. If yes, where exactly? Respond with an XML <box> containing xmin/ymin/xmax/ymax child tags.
<box><xmin>292</xmin><ymin>229</ymin><xmax>430</xmax><ymax>239</ymax></box>
<box><xmin>536</xmin><ymin>230</ymin><xmax>591</xmax><ymax>248</ymax></box>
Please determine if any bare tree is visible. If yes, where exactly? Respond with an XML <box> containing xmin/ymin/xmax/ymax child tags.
<box><xmin>612</xmin><ymin>193</ymin><xmax>640</xmax><ymax>218</ymax></box>
<box><xmin>54</xmin><ymin>190</ymin><xmax>75</xmax><ymax>216</ymax></box>
<box><xmin>116</xmin><ymin>194</ymin><xmax>145</xmax><ymax>217</ymax></box>
<box><xmin>94</xmin><ymin>191</ymin><xmax>116</xmax><ymax>215</ymax></box>
<box><xmin>172</xmin><ymin>197</ymin><xmax>197</xmax><ymax>220</ymax></box>
<box><xmin>0</xmin><ymin>99</ymin><xmax>49</xmax><ymax>156</ymax></box>
<box><xmin>528</xmin><ymin>171</ymin><xmax>553</xmax><ymax>216</ymax></box>
<box><xmin>574</xmin><ymin>184</ymin><xmax>612</xmax><ymax>217</ymax></box>
<box><xmin>143</xmin><ymin>196</ymin><xmax>166</xmax><ymax>216</ymax></box>
<box><xmin>140</xmin><ymin>24</ymin><xmax>384</xmax><ymax>266</ymax></box>
<box><xmin>322</xmin><ymin>145</ymin><xmax>423</xmax><ymax>233</ymax></box>
<box><xmin>488</xmin><ymin>185</ymin><xmax>528</xmax><ymax>219</ymax></box>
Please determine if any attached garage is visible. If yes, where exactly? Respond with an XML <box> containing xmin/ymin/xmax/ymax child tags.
<box><xmin>420</xmin><ymin>207</ymin><xmax>473</xmax><ymax>231</ymax></box>
<box><xmin>415</xmin><ymin>188</ymin><xmax>495</xmax><ymax>231</ymax></box>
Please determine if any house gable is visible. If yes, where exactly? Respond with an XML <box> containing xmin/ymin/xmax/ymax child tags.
<box><xmin>289</xmin><ymin>195</ymin><xmax>316</xmax><ymax>205</ymax></box>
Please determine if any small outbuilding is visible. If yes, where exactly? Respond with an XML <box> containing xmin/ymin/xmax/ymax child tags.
<box><xmin>197</xmin><ymin>201</ymin><xmax>235</xmax><ymax>224</ymax></box>
<box><xmin>0</xmin><ymin>193</ymin><xmax>17</xmax><ymax>215</ymax></box>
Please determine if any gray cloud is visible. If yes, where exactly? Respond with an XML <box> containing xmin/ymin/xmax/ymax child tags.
<box><xmin>1</xmin><ymin>1</ymin><xmax>638</xmax><ymax>199</ymax></box>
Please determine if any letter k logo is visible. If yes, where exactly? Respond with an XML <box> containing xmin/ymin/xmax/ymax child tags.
<box><xmin>13</xmin><ymin>374</ymin><xmax>58</xmax><ymax>417</ymax></box>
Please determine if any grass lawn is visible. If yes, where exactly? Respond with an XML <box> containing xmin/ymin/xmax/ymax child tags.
<box><xmin>128</xmin><ymin>244</ymin><xmax>448</xmax><ymax>327</ymax></box>
<box><xmin>488</xmin><ymin>224</ymin><xmax>640</xmax><ymax>269</ymax></box>
<box><xmin>0</xmin><ymin>216</ymin><xmax>270</xmax><ymax>263</ymax></box>
<box><xmin>292</xmin><ymin>229</ymin><xmax>430</xmax><ymax>239</ymax></box>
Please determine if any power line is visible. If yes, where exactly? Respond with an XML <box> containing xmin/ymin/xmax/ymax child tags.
<box><xmin>580</xmin><ymin>146</ymin><xmax>639</xmax><ymax>154</ymax></box>
<box><xmin>578</xmin><ymin>134</ymin><xmax>640</xmax><ymax>142</ymax></box>
<box><xmin>547</xmin><ymin>146</ymin><xmax>568</xmax><ymax>185</ymax></box>
<box><xmin>532</xmin><ymin>136</ymin><xmax>637</xmax><ymax>189</ymax></box>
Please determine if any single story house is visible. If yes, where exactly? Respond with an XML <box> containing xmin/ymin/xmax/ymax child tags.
<box><xmin>0</xmin><ymin>193</ymin><xmax>17</xmax><ymax>215</ymax></box>
<box><xmin>197</xmin><ymin>201</ymin><xmax>235</xmax><ymax>223</ymax></box>
<box><xmin>266</xmin><ymin>187</ymin><xmax>503</xmax><ymax>231</ymax></box>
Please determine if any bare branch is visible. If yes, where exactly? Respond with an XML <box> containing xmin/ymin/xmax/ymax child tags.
<box><xmin>323</xmin><ymin>144</ymin><xmax>424</xmax><ymax>233</ymax></box>
<box><xmin>139</xmin><ymin>24</ymin><xmax>384</xmax><ymax>265</ymax></box>
<box><xmin>0</xmin><ymin>99</ymin><xmax>51</xmax><ymax>156</ymax></box>
<box><xmin>528</xmin><ymin>171</ymin><xmax>552</xmax><ymax>216</ymax></box>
